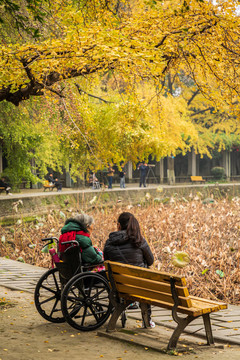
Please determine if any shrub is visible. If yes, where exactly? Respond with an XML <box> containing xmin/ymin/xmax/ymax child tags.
<box><xmin>211</xmin><ymin>166</ymin><xmax>225</xmax><ymax>179</ymax></box>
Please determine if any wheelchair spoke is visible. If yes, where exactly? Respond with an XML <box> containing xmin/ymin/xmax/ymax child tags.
<box><xmin>40</xmin><ymin>284</ymin><xmax>57</xmax><ymax>295</ymax></box>
<box><xmin>52</xmin><ymin>272</ymin><xmax>61</xmax><ymax>292</ymax></box>
<box><xmin>50</xmin><ymin>298</ymin><xmax>60</xmax><ymax>317</ymax></box>
<box><xmin>39</xmin><ymin>294</ymin><xmax>57</xmax><ymax>306</ymax></box>
<box><xmin>81</xmin><ymin>306</ymin><xmax>88</xmax><ymax>326</ymax></box>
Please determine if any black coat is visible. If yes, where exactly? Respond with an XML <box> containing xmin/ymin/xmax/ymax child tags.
<box><xmin>103</xmin><ymin>230</ymin><xmax>154</xmax><ymax>268</ymax></box>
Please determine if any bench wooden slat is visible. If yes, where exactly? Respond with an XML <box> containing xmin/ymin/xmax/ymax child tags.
<box><xmin>105</xmin><ymin>261</ymin><xmax>186</xmax><ymax>287</ymax></box>
<box><xmin>118</xmin><ymin>293</ymin><xmax>195</xmax><ymax>315</ymax></box>
<box><xmin>118</xmin><ymin>294</ymin><xmax>227</xmax><ymax>317</ymax></box>
<box><xmin>190</xmin><ymin>296</ymin><xmax>227</xmax><ymax>314</ymax></box>
<box><xmin>116</xmin><ymin>283</ymin><xmax>192</xmax><ymax>308</ymax></box>
<box><xmin>113</xmin><ymin>273</ymin><xmax>190</xmax><ymax>298</ymax></box>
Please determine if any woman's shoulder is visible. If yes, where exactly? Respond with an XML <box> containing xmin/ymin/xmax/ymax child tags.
<box><xmin>139</xmin><ymin>237</ymin><xmax>149</xmax><ymax>248</ymax></box>
<box><xmin>106</xmin><ymin>230</ymin><xmax>127</xmax><ymax>244</ymax></box>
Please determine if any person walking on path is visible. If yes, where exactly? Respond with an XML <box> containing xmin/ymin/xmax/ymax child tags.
<box><xmin>119</xmin><ymin>165</ymin><xmax>126</xmax><ymax>189</ymax></box>
<box><xmin>107</xmin><ymin>164</ymin><xmax>115</xmax><ymax>189</ymax></box>
<box><xmin>103</xmin><ymin>211</ymin><xmax>155</xmax><ymax>328</ymax></box>
<box><xmin>137</xmin><ymin>162</ymin><xmax>148</xmax><ymax>187</ymax></box>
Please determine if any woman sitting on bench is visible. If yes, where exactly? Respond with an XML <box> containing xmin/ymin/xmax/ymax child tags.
<box><xmin>103</xmin><ymin>212</ymin><xmax>155</xmax><ymax>327</ymax></box>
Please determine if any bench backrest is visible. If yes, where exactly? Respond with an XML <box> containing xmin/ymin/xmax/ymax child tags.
<box><xmin>44</xmin><ymin>180</ymin><xmax>50</xmax><ymax>187</ymax></box>
<box><xmin>105</xmin><ymin>261</ymin><xmax>193</xmax><ymax>309</ymax></box>
<box><xmin>191</xmin><ymin>176</ymin><xmax>203</xmax><ymax>181</ymax></box>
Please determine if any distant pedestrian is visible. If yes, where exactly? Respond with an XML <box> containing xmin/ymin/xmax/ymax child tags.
<box><xmin>137</xmin><ymin>162</ymin><xmax>148</xmax><ymax>187</ymax></box>
<box><xmin>119</xmin><ymin>165</ymin><xmax>126</xmax><ymax>189</ymax></box>
<box><xmin>107</xmin><ymin>164</ymin><xmax>115</xmax><ymax>189</ymax></box>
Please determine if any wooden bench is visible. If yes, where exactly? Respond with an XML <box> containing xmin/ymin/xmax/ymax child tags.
<box><xmin>43</xmin><ymin>180</ymin><xmax>56</xmax><ymax>191</ymax></box>
<box><xmin>105</xmin><ymin>261</ymin><xmax>227</xmax><ymax>350</ymax></box>
<box><xmin>191</xmin><ymin>176</ymin><xmax>206</xmax><ymax>183</ymax></box>
<box><xmin>0</xmin><ymin>187</ymin><xmax>6</xmax><ymax>194</ymax></box>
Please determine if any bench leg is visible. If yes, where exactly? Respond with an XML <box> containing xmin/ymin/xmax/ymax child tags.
<box><xmin>203</xmin><ymin>313</ymin><xmax>214</xmax><ymax>345</ymax></box>
<box><xmin>107</xmin><ymin>301</ymin><xmax>131</xmax><ymax>332</ymax></box>
<box><xmin>140</xmin><ymin>303</ymin><xmax>150</xmax><ymax>328</ymax></box>
<box><xmin>167</xmin><ymin>315</ymin><xmax>194</xmax><ymax>350</ymax></box>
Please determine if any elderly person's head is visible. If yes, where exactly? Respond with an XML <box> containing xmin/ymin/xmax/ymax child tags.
<box><xmin>73</xmin><ymin>213</ymin><xmax>94</xmax><ymax>234</ymax></box>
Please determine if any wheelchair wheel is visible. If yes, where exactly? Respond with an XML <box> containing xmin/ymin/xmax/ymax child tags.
<box><xmin>61</xmin><ymin>272</ymin><xmax>112</xmax><ymax>331</ymax></box>
<box><xmin>34</xmin><ymin>268</ymin><xmax>65</xmax><ymax>323</ymax></box>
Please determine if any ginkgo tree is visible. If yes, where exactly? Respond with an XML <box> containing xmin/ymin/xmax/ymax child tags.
<box><xmin>163</xmin><ymin>71</ymin><xmax>240</xmax><ymax>158</ymax></box>
<box><xmin>0</xmin><ymin>73</ymin><xmax>199</xmax><ymax>186</ymax></box>
<box><xmin>1</xmin><ymin>0</ymin><xmax>240</xmax><ymax>184</ymax></box>
<box><xmin>49</xmin><ymin>76</ymin><xmax>199</xmax><ymax>174</ymax></box>
<box><xmin>1</xmin><ymin>0</ymin><xmax>240</xmax><ymax>110</ymax></box>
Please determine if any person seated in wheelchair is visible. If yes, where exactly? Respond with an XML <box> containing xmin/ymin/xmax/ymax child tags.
<box><xmin>59</xmin><ymin>213</ymin><xmax>103</xmax><ymax>268</ymax></box>
<box><xmin>89</xmin><ymin>172</ymin><xmax>100</xmax><ymax>189</ymax></box>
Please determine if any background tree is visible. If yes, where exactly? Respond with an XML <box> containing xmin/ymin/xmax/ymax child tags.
<box><xmin>1</xmin><ymin>0</ymin><xmax>240</xmax><ymax>109</ymax></box>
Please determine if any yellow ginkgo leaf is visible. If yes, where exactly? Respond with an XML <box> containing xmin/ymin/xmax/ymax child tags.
<box><xmin>171</xmin><ymin>251</ymin><xmax>190</xmax><ymax>268</ymax></box>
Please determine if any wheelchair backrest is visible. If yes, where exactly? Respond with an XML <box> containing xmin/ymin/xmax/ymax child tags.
<box><xmin>56</xmin><ymin>243</ymin><xmax>83</xmax><ymax>281</ymax></box>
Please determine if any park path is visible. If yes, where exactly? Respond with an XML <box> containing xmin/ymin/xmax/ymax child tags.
<box><xmin>1</xmin><ymin>182</ymin><xmax>240</xmax><ymax>200</ymax></box>
<box><xmin>0</xmin><ymin>257</ymin><xmax>240</xmax><ymax>346</ymax></box>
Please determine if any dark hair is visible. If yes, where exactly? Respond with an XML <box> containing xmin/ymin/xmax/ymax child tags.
<box><xmin>118</xmin><ymin>212</ymin><xmax>143</xmax><ymax>248</ymax></box>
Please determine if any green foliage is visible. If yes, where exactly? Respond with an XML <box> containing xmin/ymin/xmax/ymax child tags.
<box><xmin>210</xmin><ymin>167</ymin><xmax>225</xmax><ymax>180</ymax></box>
<box><xmin>0</xmin><ymin>98</ymin><xmax>65</xmax><ymax>188</ymax></box>
<box><xmin>0</xmin><ymin>0</ymin><xmax>45</xmax><ymax>38</ymax></box>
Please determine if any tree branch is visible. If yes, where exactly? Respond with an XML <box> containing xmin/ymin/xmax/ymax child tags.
<box><xmin>187</xmin><ymin>89</ymin><xmax>200</xmax><ymax>106</ymax></box>
<box><xmin>190</xmin><ymin>107</ymin><xmax>213</xmax><ymax>116</ymax></box>
<box><xmin>74</xmin><ymin>83</ymin><xmax>115</xmax><ymax>103</ymax></box>
<box><xmin>0</xmin><ymin>60</ymin><xmax>117</xmax><ymax>106</ymax></box>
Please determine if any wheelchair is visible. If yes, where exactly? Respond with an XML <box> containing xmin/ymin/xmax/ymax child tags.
<box><xmin>34</xmin><ymin>237</ymin><xmax>113</xmax><ymax>331</ymax></box>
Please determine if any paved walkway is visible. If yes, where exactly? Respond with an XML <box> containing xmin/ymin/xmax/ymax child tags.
<box><xmin>1</xmin><ymin>182</ymin><xmax>240</xmax><ymax>200</ymax></box>
<box><xmin>0</xmin><ymin>257</ymin><xmax>240</xmax><ymax>346</ymax></box>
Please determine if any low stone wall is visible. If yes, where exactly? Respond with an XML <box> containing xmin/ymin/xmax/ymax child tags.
<box><xmin>0</xmin><ymin>184</ymin><xmax>240</xmax><ymax>225</ymax></box>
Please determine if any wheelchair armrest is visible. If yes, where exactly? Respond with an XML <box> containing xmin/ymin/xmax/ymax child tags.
<box><xmin>61</xmin><ymin>240</ymin><xmax>79</xmax><ymax>247</ymax></box>
<box><xmin>83</xmin><ymin>261</ymin><xmax>104</xmax><ymax>270</ymax></box>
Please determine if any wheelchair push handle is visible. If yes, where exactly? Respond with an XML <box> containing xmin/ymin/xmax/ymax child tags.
<box><xmin>41</xmin><ymin>237</ymin><xmax>59</xmax><ymax>251</ymax></box>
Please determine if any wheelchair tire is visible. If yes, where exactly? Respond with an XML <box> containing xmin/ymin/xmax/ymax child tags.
<box><xmin>61</xmin><ymin>272</ymin><xmax>112</xmax><ymax>331</ymax></box>
<box><xmin>34</xmin><ymin>268</ymin><xmax>65</xmax><ymax>323</ymax></box>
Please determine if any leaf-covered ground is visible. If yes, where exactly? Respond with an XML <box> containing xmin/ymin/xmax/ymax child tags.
<box><xmin>0</xmin><ymin>198</ymin><xmax>239</xmax><ymax>305</ymax></box>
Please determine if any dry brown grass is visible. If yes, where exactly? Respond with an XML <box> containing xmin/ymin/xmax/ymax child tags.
<box><xmin>0</xmin><ymin>198</ymin><xmax>239</xmax><ymax>304</ymax></box>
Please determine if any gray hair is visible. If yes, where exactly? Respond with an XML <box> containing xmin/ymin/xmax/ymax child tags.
<box><xmin>73</xmin><ymin>213</ymin><xmax>94</xmax><ymax>227</ymax></box>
